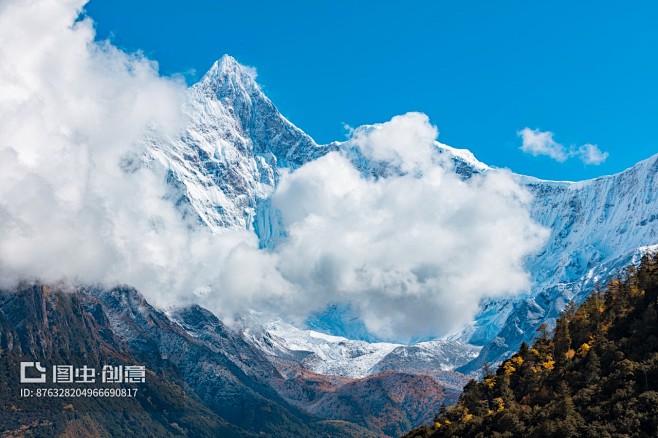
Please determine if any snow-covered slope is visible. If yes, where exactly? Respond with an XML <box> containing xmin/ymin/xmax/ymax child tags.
<box><xmin>146</xmin><ymin>55</ymin><xmax>658</xmax><ymax>379</ymax></box>
<box><xmin>458</xmin><ymin>158</ymin><xmax>658</xmax><ymax>372</ymax></box>
<box><xmin>242</xmin><ymin>319</ymin><xmax>480</xmax><ymax>379</ymax></box>
<box><xmin>243</xmin><ymin>320</ymin><xmax>400</xmax><ymax>378</ymax></box>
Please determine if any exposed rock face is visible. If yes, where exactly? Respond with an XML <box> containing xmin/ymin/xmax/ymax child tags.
<box><xmin>0</xmin><ymin>284</ymin><xmax>250</xmax><ymax>437</ymax></box>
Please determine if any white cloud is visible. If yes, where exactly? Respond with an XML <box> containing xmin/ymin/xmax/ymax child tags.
<box><xmin>240</xmin><ymin>64</ymin><xmax>258</xmax><ymax>80</ymax></box>
<box><xmin>350</xmin><ymin>112</ymin><xmax>438</xmax><ymax>173</ymax></box>
<box><xmin>576</xmin><ymin>143</ymin><xmax>609</xmax><ymax>165</ymax></box>
<box><xmin>518</xmin><ymin>128</ymin><xmax>608</xmax><ymax>166</ymax></box>
<box><xmin>271</xmin><ymin>113</ymin><xmax>548</xmax><ymax>341</ymax></box>
<box><xmin>518</xmin><ymin>128</ymin><xmax>569</xmax><ymax>162</ymax></box>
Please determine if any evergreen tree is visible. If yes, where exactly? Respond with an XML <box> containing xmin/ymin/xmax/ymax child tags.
<box><xmin>403</xmin><ymin>253</ymin><xmax>658</xmax><ymax>438</ymax></box>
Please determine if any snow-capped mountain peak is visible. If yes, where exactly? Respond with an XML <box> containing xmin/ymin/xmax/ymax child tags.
<box><xmin>199</xmin><ymin>54</ymin><xmax>258</xmax><ymax>92</ymax></box>
<box><xmin>196</xmin><ymin>55</ymin><xmax>261</xmax><ymax>124</ymax></box>
<box><xmin>241</xmin><ymin>319</ymin><xmax>479</xmax><ymax>381</ymax></box>
<box><xmin>193</xmin><ymin>54</ymin><xmax>326</xmax><ymax>168</ymax></box>
<box><xmin>146</xmin><ymin>54</ymin><xmax>332</xmax><ymax>233</ymax></box>
<box><xmin>145</xmin><ymin>55</ymin><xmax>658</xmax><ymax>380</ymax></box>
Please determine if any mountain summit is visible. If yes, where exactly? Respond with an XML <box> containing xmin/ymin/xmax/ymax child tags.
<box><xmin>195</xmin><ymin>54</ymin><xmax>326</xmax><ymax>168</ymax></box>
<box><xmin>146</xmin><ymin>55</ymin><xmax>331</xmax><ymax>233</ymax></box>
<box><xmin>203</xmin><ymin>54</ymin><xmax>256</xmax><ymax>85</ymax></box>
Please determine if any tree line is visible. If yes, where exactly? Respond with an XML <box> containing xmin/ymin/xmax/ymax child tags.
<box><xmin>404</xmin><ymin>253</ymin><xmax>658</xmax><ymax>437</ymax></box>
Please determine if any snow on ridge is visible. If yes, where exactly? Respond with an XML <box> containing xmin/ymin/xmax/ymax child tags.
<box><xmin>435</xmin><ymin>141</ymin><xmax>489</xmax><ymax>171</ymax></box>
<box><xmin>240</xmin><ymin>319</ymin><xmax>480</xmax><ymax>379</ymax></box>
<box><xmin>516</xmin><ymin>150</ymin><xmax>658</xmax><ymax>186</ymax></box>
<box><xmin>243</xmin><ymin>319</ymin><xmax>400</xmax><ymax>378</ymax></box>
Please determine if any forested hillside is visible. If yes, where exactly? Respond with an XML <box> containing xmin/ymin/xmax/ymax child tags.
<box><xmin>404</xmin><ymin>253</ymin><xmax>658</xmax><ymax>438</ymax></box>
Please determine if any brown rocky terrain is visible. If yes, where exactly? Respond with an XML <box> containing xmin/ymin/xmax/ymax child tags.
<box><xmin>1</xmin><ymin>283</ymin><xmax>458</xmax><ymax>437</ymax></box>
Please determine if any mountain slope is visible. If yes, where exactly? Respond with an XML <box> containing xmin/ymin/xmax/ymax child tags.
<box><xmin>0</xmin><ymin>284</ymin><xmax>253</xmax><ymax>438</ymax></box>
<box><xmin>173</xmin><ymin>305</ymin><xmax>460</xmax><ymax>436</ymax></box>
<box><xmin>459</xmin><ymin>155</ymin><xmax>658</xmax><ymax>372</ymax></box>
<box><xmin>0</xmin><ymin>284</ymin><xmax>377</xmax><ymax>437</ymax></box>
<box><xmin>306</xmin><ymin>371</ymin><xmax>458</xmax><ymax>437</ymax></box>
<box><xmin>404</xmin><ymin>253</ymin><xmax>658</xmax><ymax>438</ymax></box>
<box><xmin>91</xmin><ymin>286</ymin><xmax>318</xmax><ymax>436</ymax></box>
<box><xmin>0</xmin><ymin>282</ymin><xmax>461</xmax><ymax>437</ymax></box>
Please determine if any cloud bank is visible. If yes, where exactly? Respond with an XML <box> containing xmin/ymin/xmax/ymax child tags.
<box><xmin>0</xmin><ymin>0</ymin><xmax>548</xmax><ymax>341</ymax></box>
<box><xmin>0</xmin><ymin>0</ymin><xmax>185</xmax><ymax>287</ymax></box>
<box><xmin>518</xmin><ymin>127</ymin><xmax>608</xmax><ymax>165</ymax></box>
<box><xmin>270</xmin><ymin>114</ymin><xmax>548</xmax><ymax>340</ymax></box>
<box><xmin>0</xmin><ymin>0</ymin><xmax>261</xmax><ymax>304</ymax></box>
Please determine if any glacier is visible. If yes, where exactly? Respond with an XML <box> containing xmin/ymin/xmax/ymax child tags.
<box><xmin>146</xmin><ymin>54</ymin><xmax>658</xmax><ymax>378</ymax></box>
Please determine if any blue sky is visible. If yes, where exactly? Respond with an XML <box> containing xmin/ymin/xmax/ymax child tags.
<box><xmin>85</xmin><ymin>0</ymin><xmax>658</xmax><ymax>181</ymax></box>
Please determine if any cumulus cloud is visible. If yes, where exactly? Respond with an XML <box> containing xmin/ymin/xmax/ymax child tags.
<box><xmin>518</xmin><ymin>128</ymin><xmax>569</xmax><ymax>162</ymax></box>
<box><xmin>518</xmin><ymin>127</ymin><xmax>608</xmax><ymax>165</ymax></box>
<box><xmin>0</xmin><ymin>0</ymin><xmax>285</xmax><ymax>312</ymax></box>
<box><xmin>349</xmin><ymin>113</ymin><xmax>438</xmax><ymax>173</ymax></box>
<box><xmin>271</xmin><ymin>114</ymin><xmax>548</xmax><ymax>341</ymax></box>
<box><xmin>0</xmin><ymin>0</ymin><xmax>177</xmax><ymax>284</ymax></box>
<box><xmin>576</xmin><ymin>143</ymin><xmax>609</xmax><ymax>165</ymax></box>
<box><xmin>0</xmin><ymin>0</ymin><xmax>548</xmax><ymax>341</ymax></box>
